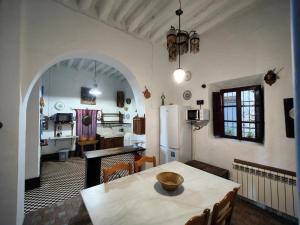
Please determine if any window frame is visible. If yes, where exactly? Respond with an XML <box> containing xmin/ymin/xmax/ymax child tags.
<box><xmin>220</xmin><ymin>85</ymin><xmax>264</xmax><ymax>143</ymax></box>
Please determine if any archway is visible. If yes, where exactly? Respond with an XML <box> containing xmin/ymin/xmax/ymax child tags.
<box><xmin>21</xmin><ymin>52</ymin><xmax>145</xmax><ymax>214</ymax></box>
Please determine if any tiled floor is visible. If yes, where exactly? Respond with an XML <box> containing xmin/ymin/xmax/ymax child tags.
<box><xmin>24</xmin><ymin>157</ymin><xmax>298</xmax><ymax>225</ymax></box>
<box><xmin>25</xmin><ymin>158</ymin><xmax>85</xmax><ymax>214</ymax></box>
<box><xmin>25</xmin><ymin>154</ymin><xmax>134</xmax><ymax>214</ymax></box>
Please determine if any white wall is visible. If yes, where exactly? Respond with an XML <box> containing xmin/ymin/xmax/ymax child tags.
<box><xmin>0</xmin><ymin>1</ymin><xmax>23</xmax><ymax>224</ymax></box>
<box><xmin>174</xmin><ymin>0</ymin><xmax>295</xmax><ymax>173</ymax></box>
<box><xmin>25</xmin><ymin>81</ymin><xmax>41</xmax><ymax>179</ymax></box>
<box><xmin>39</xmin><ymin>65</ymin><xmax>138</xmax><ymax>155</ymax></box>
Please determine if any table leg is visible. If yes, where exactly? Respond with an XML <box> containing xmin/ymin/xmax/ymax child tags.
<box><xmin>81</xmin><ymin>145</ymin><xmax>84</xmax><ymax>157</ymax></box>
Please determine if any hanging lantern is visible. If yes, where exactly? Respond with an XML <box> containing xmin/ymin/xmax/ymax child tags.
<box><xmin>177</xmin><ymin>30</ymin><xmax>189</xmax><ymax>55</ymax></box>
<box><xmin>167</xmin><ymin>0</ymin><xmax>200</xmax><ymax>84</ymax></box>
<box><xmin>190</xmin><ymin>31</ymin><xmax>200</xmax><ymax>53</ymax></box>
<box><xmin>167</xmin><ymin>26</ymin><xmax>177</xmax><ymax>62</ymax></box>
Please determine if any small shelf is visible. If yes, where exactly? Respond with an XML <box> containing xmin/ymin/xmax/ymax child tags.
<box><xmin>100</xmin><ymin>111</ymin><xmax>124</xmax><ymax>124</ymax></box>
<box><xmin>97</xmin><ymin>122</ymin><xmax>131</xmax><ymax>125</ymax></box>
<box><xmin>97</xmin><ymin>121</ymin><xmax>131</xmax><ymax>128</ymax></box>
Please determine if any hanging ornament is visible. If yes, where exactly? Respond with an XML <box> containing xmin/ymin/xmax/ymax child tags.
<box><xmin>143</xmin><ymin>86</ymin><xmax>151</xmax><ymax>99</ymax></box>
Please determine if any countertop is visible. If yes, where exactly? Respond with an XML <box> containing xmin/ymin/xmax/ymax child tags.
<box><xmin>84</xmin><ymin>145</ymin><xmax>145</xmax><ymax>159</ymax></box>
<box><xmin>100</xmin><ymin>133</ymin><xmax>125</xmax><ymax>138</ymax></box>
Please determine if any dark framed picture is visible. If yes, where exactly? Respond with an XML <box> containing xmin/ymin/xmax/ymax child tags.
<box><xmin>283</xmin><ymin>98</ymin><xmax>294</xmax><ymax>138</ymax></box>
<box><xmin>81</xmin><ymin>87</ymin><xmax>96</xmax><ymax>105</ymax></box>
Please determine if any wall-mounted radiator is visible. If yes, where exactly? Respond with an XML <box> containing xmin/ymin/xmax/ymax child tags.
<box><xmin>232</xmin><ymin>159</ymin><xmax>298</xmax><ymax>218</ymax></box>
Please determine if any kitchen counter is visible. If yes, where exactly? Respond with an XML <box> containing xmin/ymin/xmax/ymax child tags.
<box><xmin>84</xmin><ymin>146</ymin><xmax>145</xmax><ymax>188</ymax></box>
<box><xmin>84</xmin><ymin>146</ymin><xmax>145</xmax><ymax>159</ymax></box>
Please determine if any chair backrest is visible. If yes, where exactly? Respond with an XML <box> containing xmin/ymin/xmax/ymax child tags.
<box><xmin>103</xmin><ymin>163</ymin><xmax>132</xmax><ymax>183</ymax></box>
<box><xmin>185</xmin><ymin>208</ymin><xmax>210</xmax><ymax>225</ymax></box>
<box><xmin>210</xmin><ymin>188</ymin><xmax>239</xmax><ymax>225</ymax></box>
<box><xmin>134</xmin><ymin>156</ymin><xmax>156</xmax><ymax>172</ymax></box>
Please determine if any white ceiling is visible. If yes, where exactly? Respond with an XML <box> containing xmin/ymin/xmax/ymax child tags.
<box><xmin>51</xmin><ymin>58</ymin><xmax>126</xmax><ymax>81</ymax></box>
<box><xmin>53</xmin><ymin>0</ymin><xmax>257</xmax><ymax>42</ymax></box>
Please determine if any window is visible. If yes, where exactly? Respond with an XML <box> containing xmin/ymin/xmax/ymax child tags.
<box><xmin>213</xmin><ymin>85</ymin><xmax>264</xmax><ymax>143</ymax></box>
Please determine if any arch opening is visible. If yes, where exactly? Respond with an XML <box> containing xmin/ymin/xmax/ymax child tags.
<box><xmin>22</xmin><ymin>53</ymin><xmax>146</xmax><ymax>214</ymax></box>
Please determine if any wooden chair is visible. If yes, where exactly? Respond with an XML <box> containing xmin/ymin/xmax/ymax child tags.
<box><xmin>103</xmin><ymin>163</ymin><xmax>133</xmax><ymax>183</ymax></box>
<box><xmin>210</xmin><ymin>188</ymin><xmax>239</xmax><ymax>225</ymax></box>
<box><xmin>134</xmin><ymin>156</ymin><xmax>156</xmax><ymax>172</ymax></box>
<box><xmin>185</xmin><ymin>208</ymin><xmax>210</xmax><ymax>225</ymax></box>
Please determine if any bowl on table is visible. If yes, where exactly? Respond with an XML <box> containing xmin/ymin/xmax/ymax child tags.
<box><xmin>156</xmin><ymin>172</ymin><xmax>184</xmax><ymax>191</ymax></box>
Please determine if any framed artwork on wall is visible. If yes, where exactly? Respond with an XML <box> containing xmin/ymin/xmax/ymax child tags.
<box><xmin>283</xmin><ymin>98</ymin><xmax>294</xmax><ymax>138</ymax></box>
<box><xmin>81</xmin><ymin>87</ymin><xmax>96</xmax><ymax>105</ymax></box>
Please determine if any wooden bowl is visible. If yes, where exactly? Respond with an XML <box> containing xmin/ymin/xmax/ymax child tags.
<box><xmin>156</xmin><ymin>172</ymin><xmax>184</xmax><ymax>191</ymax></box>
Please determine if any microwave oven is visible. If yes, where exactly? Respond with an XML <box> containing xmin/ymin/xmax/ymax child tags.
<box><xmin>54</xmin><ymin>113</ymin><xmax>73</xmax><ymax>123</ymax></box>
<box><xmin>186</xmin><ymin>109</ymin><xmax>200</xmax><ymax>121</ymax></box>
<box><xmin>186</xmin><ymin>109</ymin><xmax>209</xmax><ymax>121</ymax></box>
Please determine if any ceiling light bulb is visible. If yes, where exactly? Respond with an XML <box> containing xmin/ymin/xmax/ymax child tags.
<box><xmin>173</xmin><ymin>68</ymin><xmax>186</xmax><ymax>83</ymax></box>
<box><xmin>89</xmin><ymin>84</ymin><xmax>102</xmax><ymax>96</ymax></box>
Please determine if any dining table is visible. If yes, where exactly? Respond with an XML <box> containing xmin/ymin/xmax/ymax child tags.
<box><xmin>80</xmin><ymin>161</ymin><xmax>240</xmax><ymax>225</ymax></box>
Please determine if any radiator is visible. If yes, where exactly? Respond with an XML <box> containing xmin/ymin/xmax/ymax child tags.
<box><xmin>232</xmin><ymin>159</ymin><xmax>298</xmax><ymax>218</ymax></box>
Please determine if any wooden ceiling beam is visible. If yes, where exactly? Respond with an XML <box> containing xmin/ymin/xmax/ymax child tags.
<box><xmin>98</xmin><ymin>0</ymin><xmax>115</xmax><ymax>21</ymax></box>
<box><xmin>67</xmin><ymin>58</ymin><xmax>75</xmax><ymax>68</ymax></box>
<box><xmin>100</xmin><ymin>66</ymin><xmax>113</xmax><ymax>74</ymax></box>
<box><xmin>128</xmin><ymin>0</ymin><xmax>160</xmax><ymax>33</ymax></box>
<box><xmin>115</xmin><ymin>0</ymin><xmax>139</xmax><ymax>23</ymax></box>
<box><xmin>86</xmin><ymin>60</ymin><xmax>96</xmax><ymax>71</ymax></box>
<box><xmin>194</xmin><ymin>0</ymin><xmax>257</xmax><ymax>34</ymax></box>
<box><xmin>138</xmin><ymin>0</ymin><xmax>177</xmax><ymax>37</ymax></box>
<box><xmin>104</xmin><ymin>68</ymin><xmax>117</xmax><ymax>76</ymax></box>
<box><xmin>76</xmin><ymin>59</ymin><xmax>85</xmax><ymax>70</ymax></box>
<box><xmin>78</xmin><ymin>0</ymin><xmax>94</xmax><ymax>10</ymax></box>
<box><xmin>96</xmin><ymin>63</ymin><xmax>106</xmax><ymax>73</ymax></box>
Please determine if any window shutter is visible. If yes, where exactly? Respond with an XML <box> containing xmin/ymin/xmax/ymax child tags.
<box><xmin>213</xmin><ymin>92</ymin><xmax>224</xmax><ymax>136</ymax></box>
<box><xmin>255</xmin><ymin>87</ymin><xmax>264</xmax><ymax>142</ymax></box>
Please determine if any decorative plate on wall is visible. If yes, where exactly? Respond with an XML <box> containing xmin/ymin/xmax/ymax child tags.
<box><xmin>183</xmin><ymin>90</ymin><xmax>192</xmax><ymax>100</ymax></box>
<box><xmin>54</xmin><ymin>101</ymin><xmax>65</xmax><ymax>111</ymax></box>
<box><xmin>125</xmin><ymin>113</ymin><xmax>130</xmax><ymax>119</ymax></box>
<box><xmin>126</xmin><ymin>98</ymin><xmax>131</xmax><ymax>104</ymax></box>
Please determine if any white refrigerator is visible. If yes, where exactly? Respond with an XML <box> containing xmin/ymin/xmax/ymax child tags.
<box><xmin>159</xmin><ymin>105</ymin><xmax>192</xmax><ymax>164</ymax></box>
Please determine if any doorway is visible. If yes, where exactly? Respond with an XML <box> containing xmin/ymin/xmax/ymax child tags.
<box><xmin>24</xmin><ymin>56</ymin><xmax>145</xmax><ymax>214</ymax></box>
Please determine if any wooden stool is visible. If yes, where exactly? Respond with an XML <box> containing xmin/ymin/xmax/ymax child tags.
<box><xmin>78</xmin><ymin>140</ymin><xmax>99</xmax><ymax>157</ymax></box>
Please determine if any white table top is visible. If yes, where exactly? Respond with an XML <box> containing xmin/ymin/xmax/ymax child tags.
<box><xmin>81</xmin><ymin>161</ymin><xmax>239</xmax><ymax>225</ymax></box>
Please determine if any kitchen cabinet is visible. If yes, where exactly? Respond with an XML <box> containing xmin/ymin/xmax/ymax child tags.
<box><xmin>100</xmin><ymin>136</ymin><xmax>124</xmax><ymax>149</ymax></box>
